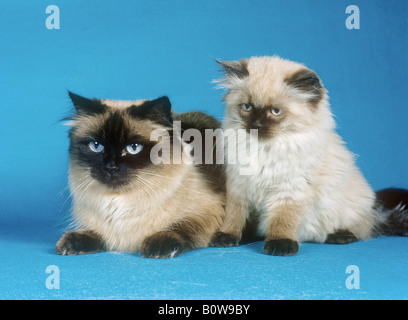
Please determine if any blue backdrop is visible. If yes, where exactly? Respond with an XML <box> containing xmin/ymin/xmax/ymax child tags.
<box><xmin>0</xmin><ymin>0</ymin><xmax>407</xmax><ymax>300</ymax></box>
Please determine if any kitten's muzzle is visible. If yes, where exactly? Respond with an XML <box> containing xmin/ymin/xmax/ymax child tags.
<box><xmin>246</xmin><ymin>119</ymin><xmax>263</xmax><ymax>132</ymax></box>
<box><xmin>253</xmin><ymin>119</ymin><xmax>262</xmax><ymax>126</ymax></box>
<box><xmin>250</xmin><ymin>119</ymin><xmax>262</xmax><ymax>128</ymax></box>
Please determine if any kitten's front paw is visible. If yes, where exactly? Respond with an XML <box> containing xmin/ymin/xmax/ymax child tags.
<box><xmin>264</xmin><ymin>239</ymin><xmax>299</xmax><ymax>256</ymax></box>
<box><xmin>209</xmin><ymin>231</ymin><xmax>240</xmax><ymax>247</ymax></box>
<box><xmin>325</xmin><ymin>230</ymin><xmax>358</xmax><ymax>244</ymax></box>
<box><xmin>56</xmin><ymin>230</ymin><xmax>105</xmax><ymax>255</ymax></box>
<box><xmin>141</xmin><ymin>231</ymin><xmax>186</xmax><ymax>259</ymax></box>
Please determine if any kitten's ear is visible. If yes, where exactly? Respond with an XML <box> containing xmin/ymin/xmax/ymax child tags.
<box><xmin>216</xmin><ymin>59</ymin><xmax>249</xmax><ymax>79</ymax></box>
<box><xmin>285</xmin><ymin>69</ymin><xmax>324</xmax><ymax>103</ymax></box>
<box><xmin>68</xmin><ymin>91</ymin><xmax>106</xmax><ymax>115</ymax></box>
<box><xmin>130</xmin><ymin>96</ymin><xmax>173</xmax><ymax>125</ymax></box>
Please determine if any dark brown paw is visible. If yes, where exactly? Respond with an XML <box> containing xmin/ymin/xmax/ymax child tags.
<box><xmin>325</xmin><ymin>230</ymin><xmax>358</xmax><ymax>244</ymax></box>
<box><xmin>141</xmin><ymin>231</ymin><xmax>187</xmax><ymax>259</ymax></box>
<box><xmin>56</xmin><ymin>230</ymin><xmax>105</xmax><ymax>255</ymax></box>
<box><xmin>263</xmin><ymin>239</ymin><xmax>299</xmax><ymax>256</ymax></box>
<box><xmin>209</xmin><ymin>231</ymin><xmax>240</xmax><ymax>247</ymax></box>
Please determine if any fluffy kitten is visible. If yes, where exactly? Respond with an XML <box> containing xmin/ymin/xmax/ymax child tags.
<box><xmin>210</xmin><ymin>56</ymin><xmax>408</xmax><ymax>256</ymax></box>
<box><xmin>56</xmin><ymin>92</ymin><xmax>225</xmax><ymax>258</ymax></box>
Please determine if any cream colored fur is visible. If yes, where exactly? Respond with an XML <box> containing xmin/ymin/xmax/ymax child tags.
<box><xmin>66</xmin><ymin>99</ymin><xmax>225</xmax><ymax>253</ymax></box>
<box><xmin>218</xmin><ymin>56</ymin><xmax>385</xmax><ymax>243</ymax></box>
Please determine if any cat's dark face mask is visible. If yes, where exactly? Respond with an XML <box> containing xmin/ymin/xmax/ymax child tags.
<box><xmin>67</xmin><ymin>92</ymin><xmax>173</xmax><ymax>190</ymax></box>
<box><xmin>87</xmin><ymin>138</ymin><xmax>151</xmax><ymax>189</ymax></box>
<box><xmin>237</xmin><ymin>103</ymin><xmax>287</xmax><ymax>139</ymax></box>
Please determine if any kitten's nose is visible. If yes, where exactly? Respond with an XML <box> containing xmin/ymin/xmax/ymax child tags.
<box><xmin>251</xmin><ymin>119</ymin><xmax>262</xmax><ymax>127</ymax></box>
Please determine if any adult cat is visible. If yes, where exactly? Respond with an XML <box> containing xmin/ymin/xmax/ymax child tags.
<box><xmin>56</xmin><ymin>92</ymin><xmax>225</xmax><ymax>258</ymax></box>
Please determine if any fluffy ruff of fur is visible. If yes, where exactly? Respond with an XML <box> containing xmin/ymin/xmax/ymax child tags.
<box><xmin>211</xmin><ymin>56</ymin><xmax>408</xmax><ymax>255</ymax></box>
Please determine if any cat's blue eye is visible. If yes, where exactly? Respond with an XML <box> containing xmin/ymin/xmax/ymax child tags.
<box><xmin>89</xmin><ymin>141</ymin><xmax>104</xmax><ymax>153</ymax></box>
<box><xmin>271</xmin><ymin>108</ymin><xmax>283</xmax><ymax>116</ymax></box>
<box><xmin>125</xmin><ymin>143</ymin><xmax>143</xmax><ymax>155</ymax></box>
<box><xmin>241</xmin><ymin>103</ymin><xmax>253</xmax><ymax>112</ymax></box>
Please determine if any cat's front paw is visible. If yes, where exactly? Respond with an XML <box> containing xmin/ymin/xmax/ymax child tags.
<box><xmin>325</xmin><ymin>229</ymin><xmax>358</xmax><ymax>244</ymax></box>
<box><xmin>263</xmin><ymin>239</ymin><xmax>299</xmax><ymax>256</ymax></box>
<box><xmin>209</xmin><ymin>231</ymin><xmax>240</xmax><ymax>247</ymax></box>
<box><xmin>141</xmin><ymin>231</ymin><xmax>186</xmax><ymax>259</ymax></box>
<box><xmin>56</xmin><ymin>230</ymin><xmax>105</xmax><ymax>255</ymax></box>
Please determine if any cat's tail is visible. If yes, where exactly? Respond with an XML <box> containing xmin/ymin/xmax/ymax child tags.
<box><xmin>374</xmin><ymin>188</ymin><xmax>408</xmax><ymax>236</ymax></box>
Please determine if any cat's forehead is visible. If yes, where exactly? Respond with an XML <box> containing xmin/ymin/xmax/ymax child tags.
<box><xmin>244</xmin><ymin>57</ymin><xmax>305</xmax><ymax>104</ymax></box>
<box><xmin>71</xmin><ymin>109</ymin><xmax>159</xmax><ymax>142</ymax></box>
<box><xmin>99</xmin><ymin>99</ymin><xmax>148</xmax><ymax>109</ymax></box>
<box><xmin>247</xmin><ymin>56</ymin><xmax>304</xmax><ymax>74</ymax></box>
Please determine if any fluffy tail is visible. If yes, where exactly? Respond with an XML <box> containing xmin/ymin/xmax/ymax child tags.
<box><xmin>375</xmin><ymin>188</ymin><xmax>408</xmax><ymax>236</ymax></box>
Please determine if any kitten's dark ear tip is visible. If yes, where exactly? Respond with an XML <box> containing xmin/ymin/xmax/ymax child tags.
<box><xmin>216</xmin><ymin>59</ymin><xmax>249</xmax><ymax>79</ymax></box>
<box><xmin>215</xmin><ymin>58</ymin><xmax>224</xmax><ymax>66</ymax></box>
<box><xmin>215</xmin><ymin>59</ymin><xmax>231</xmax><ymax>70</ymax></box>
<box><xmin>285</xmin><ymin>68</ymin><xmax>324</xmax><ymax>104</ymax></box>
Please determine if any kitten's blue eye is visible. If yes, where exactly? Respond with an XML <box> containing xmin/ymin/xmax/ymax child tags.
<box><xmin>271</xmin><ymin>108</ymin><xmax>283</xmax><ymax>116</ymax></box>
<box><xmin>125</xmin><ymin>143</ymin><xmax>143</xmax><ymax>155</ymax></box>
<box><xmin>89</xmin><ymin>141</ymin><xmax>104</xmax><ymax>152</ymax></box>
<box><xmin>242</xmin><ymin>103</ymin><xmax>253</xmax><ymax>111</ymax></box>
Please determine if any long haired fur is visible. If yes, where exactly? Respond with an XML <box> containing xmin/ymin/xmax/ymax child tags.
<box><xmin>56</xmin><ymin>92</ymin><xmax>225</xmax><ymax>258</ymax></box>
<box><xmin>210</xmin><ymin>56</ymin><xmax>408</xmax><ymax>256</ymax></box>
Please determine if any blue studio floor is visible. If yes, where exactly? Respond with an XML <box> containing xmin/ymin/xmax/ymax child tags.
<box><xmin>0</xmin><ymin>221</ymin><xmax>407</xmax><ymax>300</ymax></box>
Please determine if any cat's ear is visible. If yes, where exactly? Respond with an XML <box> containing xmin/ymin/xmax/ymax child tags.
<box><xmin>216</xmin><ymin>59</ymin><xmax>249</xmax><ymax>79</ymax></box>
<box><xmin>68</xmin><ymin>91</ymin><xmax>106</xmax><ymax>115</ymax></box>
<box><xmin>285</xmin><ymin>69</ymin><xmax>324</xmax><ymax>103</ymax></box>
<box><xmin>130</xmin><ymin>96</ymin><xmax>173</xmax><ymax>125</ymax></box>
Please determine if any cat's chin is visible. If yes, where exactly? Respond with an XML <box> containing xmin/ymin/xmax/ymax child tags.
<box><xmin>107</xmin><ymin>182</ymin><xmax>128</xmax><ymax>190</ymax></box>
<box><xmin>90</xmin><ymin>171</ymin><xmax>130</xmax><ymax>190</ymax></box>
<box><xmin>97</xmin><ymin>178</ymin><xmax>130</xmax><ymax>192</ymax></box>
<box><xmin>244</xmin><ymin>127</ymin><xmax>274</xmax><ymax>141</ymax></box>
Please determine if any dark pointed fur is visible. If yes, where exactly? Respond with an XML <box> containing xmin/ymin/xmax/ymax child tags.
<box><xmin>68</xmin><ymin>91</ymin><xmax>106</xmax><ymax>115</ymax></box>
<box><xmin>129</xmin><ymin>96</ymin><xmax>173</xmax><ymax>126</ymax></box>
<box><xmin>284</xmin><ymin>69</ymin><xmax>324</xmax><ymax>104</ymax></box>
<box><xmin>217</xmin><ymin>59</ymin><xmax>249</xmax><ymax>79</ymax></box>
<box><xmin>376</xmin><ymin>188</ymin><xmax>408</xmax><ymax>236</ymax></box>
<box><xmin>376</xmin><ymin>188</ymin><xmax>408</xmax><ymax>210</ymax></box>
<box><xmin>56</xmin><ymin>230</ymin><xmax>106</xmax><ymax>255</ymax></box>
